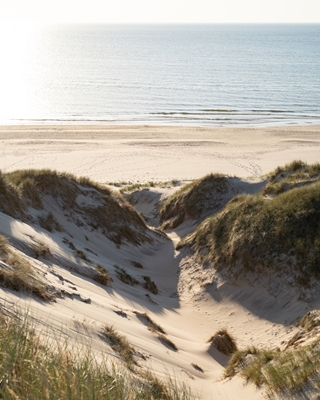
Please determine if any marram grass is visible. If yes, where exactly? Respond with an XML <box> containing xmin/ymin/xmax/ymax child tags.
<box><xmin>0</xmin><ymin>312</ymin><xmax>196</xmax><ymax>400</ymax></box>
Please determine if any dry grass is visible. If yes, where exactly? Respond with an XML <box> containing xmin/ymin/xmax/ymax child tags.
<box><xmin>0</xmin><ymin>311</ymin><xmax>195</xmax><ymax>400</ymax></box>
<box><xmin>0</xmin><ymin>171</ymin><xmax>25</xmax><ymax>219</ymax></box>
<box><xmin>0</xmin><ymin>251</ymin><xmax>53</xmax><ymax>301</ymax></box>
<box><xmin>31</xmin><ymin>242</ymin><xmax>51</xmax><ymax>259</ymax></box>
<box><xmin>38</xmin><ymin>212</ymin><xmax>62</xmax><ymax>232</ymax></box>
<box><xmin>148</xmin><ymin>327</ymin><xmax>178</xmax><ymax>351</ymax></box>
<box><xmin>5</xmin><ymin>169</ymin><xmax>153</xmax><ymax>246</ymax></box>
<box><xmin>93</xmin><ymin>264</ymin><xmax>113</xmax><ymax>286</ymax></box>
<box><xmin>191</xmin><ymin>363</ymin><xmax>204</xmax><ymax>373</ymax></box>
<box><xmin>102</xmin><ymin>325</ymin><xmax>136</xmax><ymax>366</ymax></box>
<box><xmin>207</xmin><ymin>329</ymin><xmax>238</xmax><ymax>356</ymax></box>
<box><xmin>134</xmin><ymin>311</ymin><xmax>166</xmax><ymax>334</ymax></box>
<box><xmin>131</xmin><ymin>260</ymin><xmax>144</xmax><ymax>269</ymax></box>
<box><xmin>225</xmin><ymin>340</ymin><xmax>320</xmax><ymax>397</ymax></box>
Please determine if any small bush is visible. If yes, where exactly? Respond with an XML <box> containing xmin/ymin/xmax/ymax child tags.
<box><xmin>148</xmin><ymin>327</ymin><xmax>178</xmax><ymax>351</ymax></box>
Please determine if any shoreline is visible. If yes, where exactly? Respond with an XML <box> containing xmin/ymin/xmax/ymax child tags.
<box><xmin>0</xmin><ymin>124</ymin><xmax>319</xmax><ymax>183</ymax></box>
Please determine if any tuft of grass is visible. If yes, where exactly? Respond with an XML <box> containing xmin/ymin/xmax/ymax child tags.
<box><xmin>31</xmin><ymin>242</ymin><xmax>51</xmax><ymax>259</ymax></box>
<box><xmin>76</xmin><ymin>249</ymin><xmax>90</xmax><ymax>261</ymax></box>
<box><xmin>134</xmin><ymin>311</ymin><xmax>166</xmax><ymax>334</ymax></box>
<box><xmin>102</xmin><ymin>325</ymin><xmax>136</xmax><ymax>366</ymax></box>
<box><xmin>143</xmin><ymin>276</ymin><xmax>159</xmax><ymax>294</ymax></box>
<box><xmin>191</xmin><ymin>363</ymin><xmax>204</xmax><ymax>373</ymax></box>
<box><xmin>0</xmin><ymin>170</ymin><xmax>25</xmax><ymax>219</ymax></box>
<box><xmin>0</xmin><ymin>251</ymin><xmax>53</xmax><ymax>301</ymax></box>
<box><xmin>207</xmin><ymin>329</ymin><xmax>238</xmax><ymax>356</ymax></box>
<box><xmin>93</xmin><ymin>264</ymin><xmax>113</xmax><ymax>286</ymax></box>
<box><xmin>148</xmin><ymin>327</ymin><xmax>178</xmax><ymax>351</ymax></box>
<box><xmin>0</xmin><ymin>234</ymin><xmax>8</xmax><ymax>255</ymax></box>
<box><xmin>131</xmin><ymin>260</ymin><xmax>144</xmax><ymax>269</ymax></box>
<box><xmin>38</xmin><ymin>212</ymin><xmax>62</xmax><ymax>232</ymax></box>
<box><xmin>114</xmin><ymin>265</ymin><xmax>139</xmax><ymax>286</ymax></box>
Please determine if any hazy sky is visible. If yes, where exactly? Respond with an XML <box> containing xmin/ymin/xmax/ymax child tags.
<box><xmin>1</xmin><ymin>0</ymin><xmax>320</xmax><ymax>23</ymax></box>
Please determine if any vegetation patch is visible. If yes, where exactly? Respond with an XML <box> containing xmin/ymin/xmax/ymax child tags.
<box><xmin>31</xmin><ymin>242</ymin><xmax>51</xmax><ymax>259</ymax></box>
<box><xmin>207</xmin><ymin>329</ymin><xmax>238</xmax><ymax>356</ymax></box>
<box><xmin>115</xmin><ymin>265</ymin><xmax>139</xmax><ymax>286</ymax></box>
<box><xmin>0</xmin><ymin>250</ymin><xmax>53</xmax><ymax>301</ymax></box>
<box><xmin>0</xmin><ymin>311</ymin><xmax>194</xmax><ymax>399</ymax></box>
<box><xmin>143</xmin><ymin>276</ymin><xmax>159</xmax><ymax>294</ymax></box>
<box><xmin>148</xmin><ymin>327</ymin><xmax>178</xmax><ymax>351</ymax></box>
<box><xmin>38</xmin><ymin>212</ymin><xmax>62</xmax><ymax>232</ymax></box>
<box><xmin>225</xmin><ymin>340</ymin><xmax>320</xmax><ymax>397</ymax></box>
<box><xmin>103</xmin><ymin>324</ymin><xmax>136</xmax><ymax>366</ymax></box>
<box><xmin>179</xmin><ymin>174</ymin><xmax>320</xmax><ymax>286</ymax></box>
<box><xmin>134</xmin><ymin>311</ymin><xmax>166</xmax><ymax>334</ymax></box>
<box><xmin>131</xmin><ymin>260</ymin><xmax>144</xmax><ymax>269</ymax></box>
<box><xmin>263</xmin><ymin>160</ymin><xmax>320</xmax><ymax>197</ymax></box>
<box><xmin>93</xmin><ymin>264</ymin><xmax>113</xmax><ymax>286</ymax></box>
<box><xmin>160</xmin><ymin>173</ymin><xmax>228</xmax><ymax>229</ymax></box>
<box><xmin>299</xmin><ymin>309</ymin><xmax>320</xmax><ymax>332</ymax></box>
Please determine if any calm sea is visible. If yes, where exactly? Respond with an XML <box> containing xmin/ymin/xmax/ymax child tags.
<box><xmin>0</xmin><ymin>24</ymin><xmax>320</xmax><ymax>126</ymax></box>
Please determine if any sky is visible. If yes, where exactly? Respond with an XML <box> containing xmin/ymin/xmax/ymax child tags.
<box><xmin>0</xmin><ymin>0</ymin><xmax>319</xmax><ymax>24</ymax></box>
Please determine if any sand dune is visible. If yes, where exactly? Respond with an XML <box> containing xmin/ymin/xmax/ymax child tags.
<box><xmin>0</xmin><ymin>125</ymin><xmax>320</xmax><ymax>399</ymax></box>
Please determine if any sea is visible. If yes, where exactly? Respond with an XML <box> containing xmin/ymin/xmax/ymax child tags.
<box><xmin>0</xmin><ymin>23</ymin><xmax>320</xmax><ymax>126</ymax></box>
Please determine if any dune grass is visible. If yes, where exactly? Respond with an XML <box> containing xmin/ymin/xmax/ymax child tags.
<box><xmin>0</xmin><ymin>312</ymin><xmax>195</xmax><ymax>400</ymax></box>
<box><xmin>134</xmin><ymin>311</ymin><xmax>166</xmax><ymax>334</ymax></box>
<box><xmin>207</xmin><ymin>329</ymin><xmax>238</xmax><ymax>356</ymax></box>
<box><xmin>225</xmin><ymin>340</ymin><xmax>320</xmax><ymax>396</ymax></box>
<box><xmin>179</xmin><ymin>177</ymin><xmax>320</xmax><ymax>286</ymax></box>
<box><xmin>103</xmin><ymin>324</ymin><xmax>136</xmax><ymax>366</ymax></box>
<box><xmin>159</xmin><ymin>173</ymin><xmax>227</xmax><ymax>229</ymax></box>
<box><xmin>0</xmin><ymin>242</ymin><xmax>53</xmax><ymax>301</ymax></box>
<box><xmin>114</xmin><ymin>265</ymin><xmax>139</xmax><ymax>286</ymax></box>
<box><xmin>142</xmin><ymin>276</ymin><xmax>159</xmax><ymax>294</ymax></box>
<box><xmin>262</xmin><ymin>160</ymin><xmax>320</xmax><ymax>197</ymax></box>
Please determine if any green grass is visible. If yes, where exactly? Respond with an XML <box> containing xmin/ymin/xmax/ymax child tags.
<box><xmin>263</xmin><ymin>160</ymin><xmax>320</xmax><ymax>197</ymax></box>
<box><xmin>0</xmin><ymin>312</ymin><xmax>195</xmax><ymax>399</ymax></box>
<box><xmin>160</xmin><ymin>173</ymin><xmax>227</xmax><ymax>229</ymax></box>
<box><xmin>225</xmin><ymin>340</ymin><xmax>320</xmax><ymax>396</ymax></box>
<box><xmin>179</xmin><ymin>178</ymin><xmax>320</xmax><ymax>285</ymax></box>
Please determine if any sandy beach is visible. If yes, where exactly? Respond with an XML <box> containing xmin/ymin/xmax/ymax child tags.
<box><xmin>1</xmin><ymin>124</ymin><xmax>320</xmax><ymax>183</ymax></box>
<box><xmin>0</xmin><ymin>124</ymin><xmax>320</xmax><ymax>399</ymax></box>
